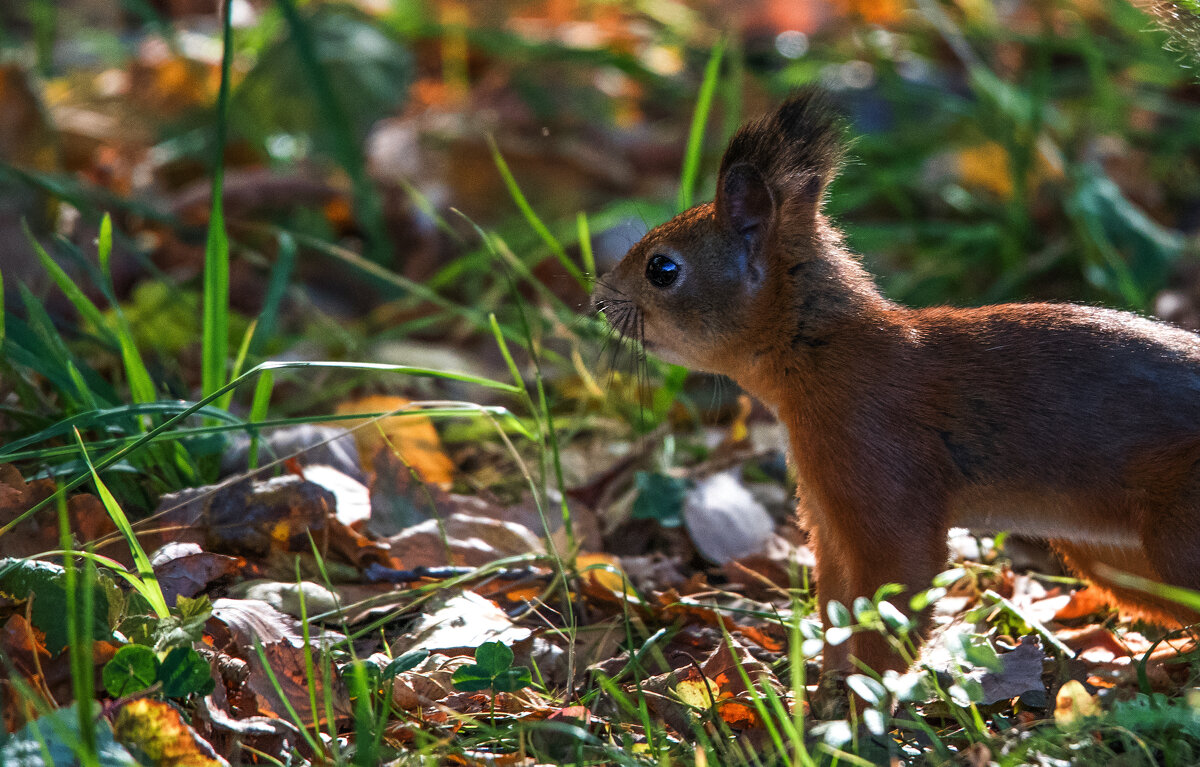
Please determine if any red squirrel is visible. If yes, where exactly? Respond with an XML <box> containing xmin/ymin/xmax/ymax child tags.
<box><xmin>593</xmin><ymin>90</ymin><xmax>1200</xmax><ymax>679</ymax></box>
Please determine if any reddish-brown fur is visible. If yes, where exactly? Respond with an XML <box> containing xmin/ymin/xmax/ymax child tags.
<box><xmin>593</xmin><ymin>90</ymin><xmax>1200</xmax><ymax>679</ymax></box>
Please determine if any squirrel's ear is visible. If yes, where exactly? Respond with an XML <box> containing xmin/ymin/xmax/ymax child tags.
<box><xmin>718</xmin><ymin>162</ymin><xmax>774</xmax><ymax>253</ymax></box>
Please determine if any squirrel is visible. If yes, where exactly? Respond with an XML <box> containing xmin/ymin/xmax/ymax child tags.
<box><xmin>593</xmin><ymin>89</ymin><xmax>1200</xmax><ymax>681</ymax></box>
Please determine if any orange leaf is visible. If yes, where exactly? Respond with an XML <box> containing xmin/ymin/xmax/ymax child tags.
<box><xmin>1052</xmin><ymin>588</ymin><xmax>1112</xmax><ymax>621</ymax></box>
<box><xmin>718</xmin><ymin>700</ymin><xmax>761</xmax><ymax>728</ymax></box>
<box><xmin>336</xmin><ymin>395</ymin><xmax>456</xmax><ymax>488</ymax></box>
<box><xmin>576</xmin><ymin>553</ymin><xmax>633</xmax><ymax>596</ymax></box>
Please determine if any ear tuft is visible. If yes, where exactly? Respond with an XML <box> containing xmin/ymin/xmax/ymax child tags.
<box><xmin>717</xmin><ymin>87</ymin><xmax>845</xmax><ymax>218</ymax></box>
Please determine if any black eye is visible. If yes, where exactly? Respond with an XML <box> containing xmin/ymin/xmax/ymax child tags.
<box><xmin>646</xmin><ymin>254</ymin><xmax>679</xmax><ymax>288</ymax></box>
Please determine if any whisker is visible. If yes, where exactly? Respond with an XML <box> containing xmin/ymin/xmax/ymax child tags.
<box><xmin>637</xmin><ymin>311</ymin><xmax>648</xmax><ymax>431</ymax></box>
<box><xmin>594</xmin><ymin>276</ymin><xmax>627</xmax><ymax>298</ymax></box>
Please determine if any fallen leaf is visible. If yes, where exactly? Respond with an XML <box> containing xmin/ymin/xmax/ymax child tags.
<box><xmin>1053</xmin><ymin>588</ymin><xmax>1113</xmax><ymax>621</ymax></box>
<box><xmin>576</xmin><ymin>552</ymin><xmax>633</xmax><ymax>596</ymax></box>
<box><xmin>151</xmin><ymin>543</ymin><xmax>242</xmax><ymax>607</ymax></box>
<box><xmin>673</xmin><ymin>676</ymin><xmax>722</xmax><ymax>709</ymax></box>
<box><xmin>154</xmin><ymin>475</ymin><xmax>390</xmax><ymax>569</ymax></box>
<box><xmin>976</xmin><ymin>635</ymin><xmax>1047</xmax><ymax>705</ymax></box>
<box><xmin>337</xmin><ymin>395</ymin><xmax>456</xmax><ymax>488</ymax></box>
<box><xmin>682</xmin><ymin>471</ymin><xmax>775</xmax><ymax>565</ymax></box>
<box><xmin>1</xmin><ymin>702</ymin><xmax>137</xmax><ymax>767</ymax></box>
<box><xmin>219</xmin><ymin>425</ymin><xmax>365</xmax><ymax>483</ymax></box>
<box><xmin>386</xmin><ymin>512</ymin><xmax>544</xmax><ymax>568</ymax></box>
<box><xmin>207</xmin><ymin>598</ymin><xmax>350</xmax><ymax>723</ymax></box>
<box><xmin>0</xmin><ymin>557</ymin><xmax>112</xmax><ymax>655</ymax></box>
<box><xmin>1054</xmin><ymin>679</ymin><xmax>1101</xmax><ymax>726</ymax></box>
<box><xmin>231</xmin><ymin>580</ymin><xmax>342</xmax><ymax>618</ymax></box>
<box><xmin>397</xmin><ymin>591</ymin><xmax>531</xmax><ymax>657</ymax></box>
<box><xmin>0</xmin><ymin>464</ymin><xmax>117</xmax><ymax>560</ymax></box>
<box><xmin>113</xmin><ymin>698</ymin><xmax>229</xmax><ymax>767</ymax></box>
<box><xmin>301</xmin><ymin>465</ymin><xmax>371</xmax><ymax>526</ymax></box>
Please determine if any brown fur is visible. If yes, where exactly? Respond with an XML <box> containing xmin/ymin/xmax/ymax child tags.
<box><xmin>594</xmin><ymin>89</ymin><xmax>1200</xmax><ymax>678</ymax></box>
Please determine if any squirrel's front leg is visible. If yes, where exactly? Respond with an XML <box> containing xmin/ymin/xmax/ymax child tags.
<box><xmin>810</xmin><ymin>496</ymin><xmax>949</xmax><ymax>680</ymax></box>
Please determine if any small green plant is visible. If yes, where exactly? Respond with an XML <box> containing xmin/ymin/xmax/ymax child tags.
<box><xmin>451</xmin><ymin>641</ymin><xmax>533</xmax><ymax>693</ymax></box>
<box><xmin>101</xmin><ymin>645</ymin><xmax>213</xmax><ymax>699</ymax></box>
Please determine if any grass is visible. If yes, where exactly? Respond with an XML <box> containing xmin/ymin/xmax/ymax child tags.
<box><xmin>3</xmin><ymin>0</ymin><xmax>1200</xmax><ymax>764</ymax></box>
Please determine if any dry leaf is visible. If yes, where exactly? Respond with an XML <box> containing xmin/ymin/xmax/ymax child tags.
<box><xmin>336</xmin><ymin>395</ymin><xmax>456</xmax><ymax>488</ymax></box>
<box><xmin>208</xmin><ymin>598</ymin><xmax>350</xmax><ymax>723</ymax></box>
<box><xmin>386</xmin><ymin>512</ymin><xmax>544</xmax><ymax>569</ymax></box>
<box><xmin>976</xmin><ymin>636</ymin><xmax>1047</xmax><ymax>704</ymax></box>
<box><xmin>576</xmin><ymin>552</ymin><xmax>633</xmax><ymax>596</ymax></box>
<box><xmin>1054</xmin><ymin>679</ymin><xmax>1101</xmax><ymax>726</ymax></box>
<box><xmin>397</xmin><ymin>591</ymin><xmax>531</xmax><ymax>657</ymax></box>
<box><xmin>1053</xmin><ymin>588</ymin><xmax>1113</xmax><ymax>621</ymax></box>
<box><xmin>151</xmin><ymin>543</ymin><xmax>243</xmax><ymax>607</ymax></box>
<box><xmin>113</xmin><ymin>698</ymin><xmax>229</xmax><ymax>767</ymax></box>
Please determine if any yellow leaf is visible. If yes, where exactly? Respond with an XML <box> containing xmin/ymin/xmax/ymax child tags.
<box><xmin>336</xmin><ymin>395</ymin><xmax>455</xmax><ymax>488</ymax></box>
<box><xmin>576</xmin><ymin>553</ymin><xmax>633</xmax><ymax>596</ymax></box>
<box><xmin>113</xmin><ymin>698</ymin><xmax>224</xmax><ymax>767</ymax></box>
<box><xmin>674</xmin><ymin>676</ymin><xmax>721</xmax><ymax>710</ymax></box>
<box><xmin>957</xmin><ymin>142</ymin><xmax>1014</xmax><ymax>199</ymax></box>
<box><xmin>1054</xmin><ymin>679</ymin><xmax>1101</xmax><ymax>726</ymax></box>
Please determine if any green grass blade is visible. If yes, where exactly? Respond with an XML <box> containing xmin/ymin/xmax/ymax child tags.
<box><xmin>0</xmin><ymin>361</ymin><xmax>527</xmax><ymax>536</ymax></box>
<box><xmin>97</xmin><ymin>213</ymin><xmax>112</xmax><ymax>275</ymax></box>
<box><xmin>1</xmin><ymin>258</ymin><xmax>6</xmax><ymax>349</ymax></box>
<box><xmin>217</xmin><ymin>319</ymin><xmax>257</xmax><ymax>413</ymax></box>
<box><xmin>249</xmin><ymin>232</ymin><xmax>296</xmax><ymax>357</ymax></box>
<box><xmin>65</xmin><ymin>361</ymin><xmax>99</xmax><ymax>411</ymax></box>
<box><xmin>0</xmin><ymin>400</ymin><xmax>245</xmax><ymax>458</ymax></box>
<box><xmin>16</xmin><ymin>283</ymin><xmax>101</xmax><ymax>409</ymax></box>
<box><xmin>3</xmin><ymin>405</ymin><xmax>528</xmax><ymax>464</ymax></box>
<box><xmin>57</xmin><ymin>495</ymin><xmax>99</xmax><ymax>767</ymax></box>
<box><xmin>23</xmin><ymin>222</ymin><xmax>117</xmax><ymax>348</ymax></box>
<box><xmin>116</xmin><ymin>335</ymin><xmax>156</xmax><ymax>406</ymax></box>
<box><xmin>202</xmin><ymin>0</ymin><xmax>234</xmax><ymax>399</ymax></box>
<box><xmin>576</xmin><ymin>211</ymin><xmax>595</xmax><ymax>282</ymax></box>
<box><xmin>71</xmin><ymin>428</ymin><xmax>170</xmax><ymax>618</ymax></box>
<box><xmin>488</xmin><ymin>135</ymin><xmax>587</xmax><ymax>288</ymax></box>
<box><xmin>247</xmin><ymin>369</ymin><xmax>274</xmax><ymax>471</ymax></box>
<box><xmin>678</xmin><ymin>38</ymin><xmax>727</xmax><ymax>211</ymax></box>
<box><xmin>94</xmin><ymin>213</ymin><xmax>156</xmax><ymax>405</ymax></box>
<box><xmin>34</xmin><ymin>549</ymin><xmax>168</xmax><ymax>609</ymax></box>
<box><xmin>30</xmin><ymin>0</ymin><xmax>55</xmax><ymax>76</ymax></box>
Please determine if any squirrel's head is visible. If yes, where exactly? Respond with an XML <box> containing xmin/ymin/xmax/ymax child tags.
<box><xmin>593</xmin><ymin>89</ymin><xmax>845</xmax><ymax>372</ymax></box>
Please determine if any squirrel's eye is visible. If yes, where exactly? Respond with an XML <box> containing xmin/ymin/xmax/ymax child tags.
<box><xmin>646</xmin><ymin>254</ymin><xmax>679</xmax><ymax>288</ymax></box>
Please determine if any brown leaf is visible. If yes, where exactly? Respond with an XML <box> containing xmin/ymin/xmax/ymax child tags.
<box><xmin>0</xmin><ymin>464</ymin><xmax>116</xmax><ymax>559</ymax></box>
<box><xmin>384</xmin><ymin>652</ymin><xmax>469</xmax><ymax>710</ymax></box>
<box><xmin>652</xmin><ymin>590</ymin><xmax>785</xmax><ymax>653</ymax></box>
<box><xmin>1052</xmin><ymin>587</ymin><xmax>1114</xmax><ymax>622</ymax></box>
<box><xmin>208</xmin><ymin>598</ymin><xmax>350</xmax><ymax>723</ymax></box>
<box><xmin>151</xmin><ymin>543</ymin><xmax>243</xmax><ymax>607</ymax></box>
<box><xmin>386</xmin><ymin>512</ymin><xmax>544</xmax><ymax>569</ymax></box>
<box><xmin>154</xmin><ymin>475</ymin><xmax>390</xmax><ymax>569</ymax></box>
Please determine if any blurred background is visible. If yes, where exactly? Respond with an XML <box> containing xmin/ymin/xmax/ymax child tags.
<box><xmin>4</xmin><ymin>0</ymin><xmax>1199</xmax><ymax>309</ymax></box>
<box><xmin>3</xmin><ymin>0</ymin><xmax>1200</xmax><ymax>482</ymax></box>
